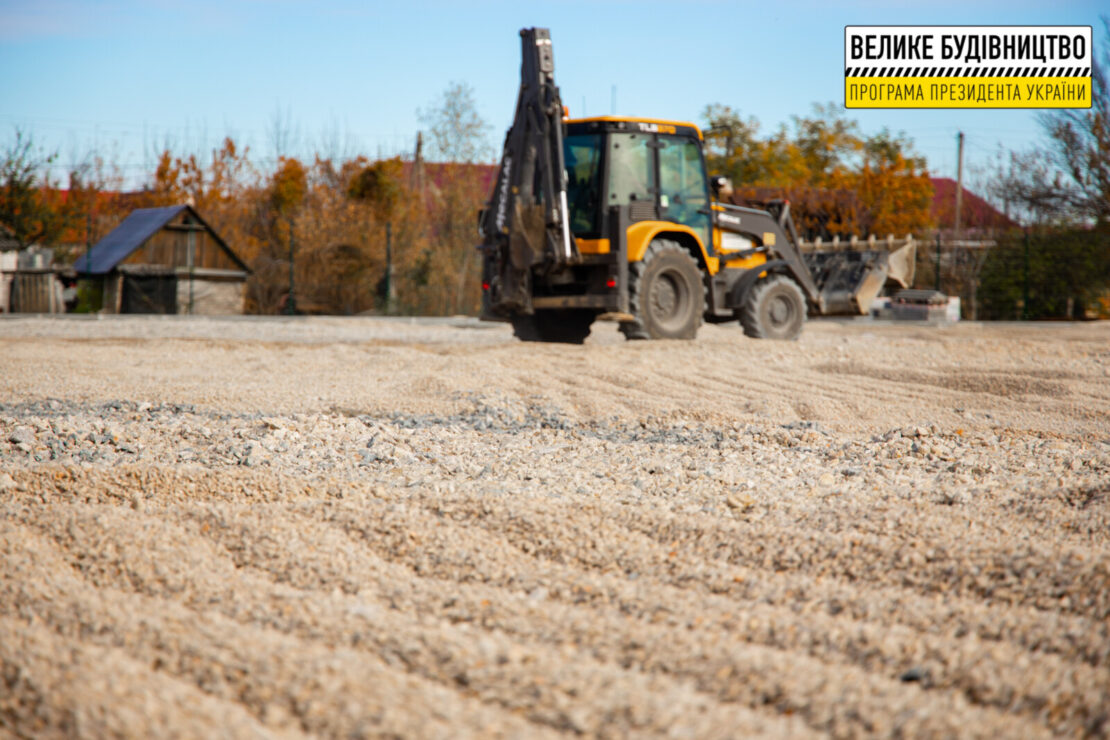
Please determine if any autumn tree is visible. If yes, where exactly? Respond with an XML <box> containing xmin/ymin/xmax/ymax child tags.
<box><xmin>348</xmin><ymin>157</ymin><xmax>404</xmax><ymax>221</ymax></box>
<box><xmin>0</xmin><ymin>129</ymin><xmax>69</xmax><ymax>249</ymax></box>
<box><xmin>61</xmin><ymin>154</ymin><xmax>122</xmax><ymax>254</ymax></box>
<box><xmin>705</xmin><ymin>104</ymin><xmax>859</xmax><ymax>189</ymax></box>
<box><xmin>415</xmin><ymin>82</ymin><xmax>495</xmax><ymax>314</ymax></box>
<box><xmin>250</xmin><ymin>154</ymin><xmax>395</xmax><ymax>316</ymax></box>
<box><xmin>855</xmin><ymin>129</ymin><xmax>933</xmax><ymax>236</ymax></box>
<box><xmin>269</xmin><ymin>157</ymin><xmax>307</xmax><ymax>215</ymax></box>
<box><xmin>142</xmin><ymin>149</ymin><xmax>188</xmax><ymax>206</ymax></box>
<box><xmin>249</xmin><ymin>156</ymin><xmax>307</xmax><ymax>313</ymax></box>
<box><xmin>703</xmin><ymin>104</ymin><xmax>764</xmax><ymax>185</ymax></box>
<box><xmin>136</xmin><ymin>138</ymin><xmax>420</xmax><ymax>316</ymax></box>
<box><xmin>701</xmin><ymin>104</ymin><xmax>933</xmax><ymax>238</ymax></box>
<box><xmin>143</xmin><ymin>139</ymin><xmax>254</xmax><ymax>215</ymax></box>
<box><xmin>348</xmin><ymin>156</ymin><xmax>405</xmax><ymax>311</ymax></box>
<box><xmin>793</xmin><ymin>104</ymin><xmax>862</xmax><ymax>186</ymax></box>
<box><xmin>1035</xmin><ymin>17</ymin><xmax>1110</xmax><ymax>226</ymax></box>
<box><xmin>419</xmin><ymin>82</ymin><xmax>493</xmax><ymax>164</ymax></box>
<box><xmin>989</xmin><ymin>19</ymin><xmax>1109</xmax><ymax>228</ymax></box>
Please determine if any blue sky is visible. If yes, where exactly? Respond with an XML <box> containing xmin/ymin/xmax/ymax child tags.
<box><xmin>1</xmin><ymin>0</ymin><xmax>1104</xmax><ymax>192</ymax></box>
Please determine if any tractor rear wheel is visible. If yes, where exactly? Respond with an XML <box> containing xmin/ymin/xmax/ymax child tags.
<box><xmin>620</xmin><ymin>239</ymin><xmax>704</xmax><ymax>340</ymax></box>
<box><xmin>511</xmin><ymin>309</ymin><xmax>595</xmax><ymax>344</ymax></box>
<box><xmin>740</xmin><ymin>274</ymin><xmax>806</xmax><ymax>340</ymax></box>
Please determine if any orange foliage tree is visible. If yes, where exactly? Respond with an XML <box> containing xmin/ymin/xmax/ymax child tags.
<box><xmin>0</xmin><ymin>130</ymin><xmax>72</xmax><ymax>251</ymax></box>
<box><xmin>854</xmin><ymin>131</ymin><xmax>933</xmax><ymax>237</ymax></box>
<box><xmin>704</xmin><ymin>103</ymin><xmax>934</xmax><ymax>238</ymax></box>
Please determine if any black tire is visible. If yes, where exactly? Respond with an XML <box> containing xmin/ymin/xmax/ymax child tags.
<box><xmin>511</xmin><ymin>309</ymin><xmax>595</xmax><ymax>344</ymax></box>
<box><xmin>619</xmin><ymin>239</ymin><xmax>704</xmax><ymax>340</ymax></box>
<box><xmin>740</xmin><ymin>274</ymin><xmax>806</xmax><ymax>340</ymax></box>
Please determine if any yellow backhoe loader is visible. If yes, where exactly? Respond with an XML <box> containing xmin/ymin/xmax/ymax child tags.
<box><xmin>478</xmin><ymin>28</ymin><xmax>913</xmax><ymax>343</ymax></box>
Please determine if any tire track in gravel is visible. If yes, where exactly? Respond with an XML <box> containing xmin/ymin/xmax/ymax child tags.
<box><xmin>133</xmin><ymin>483</ymin><xmax>1106</xmax><ymax>735</ymax></box>
<box><xmin>819</xmin><ymin>364</ymin><xmax>1072</xmax><ymax>400</ymax></box>
<box><xmin>0</xmin><ymin>616</ymin><xmax>304</xmax><ymax>740</ymax></box>
<box><xmin>322</xmin><ymin>479</ymin><xmax>1110</xmax><ymax>665</ymax></box>
<box><xmin>12</xmin><ymin>467</ymin><xmax>1109</xmax><ymax>670</ymax></box>
<box><xmin>5</xmin><ymin>492</ymin><xmax>1073</xmax><ymax>739</ymax></box>
<box><xmin>388</xmin><ymin>484</ymin><xmax>1110</xmax><ymax>621</ymax></box>
<box><xmin>277</xmin><ymin>468</ymin><xmax>1110</xmax><ymax>670</ymax></box>
<box><xmin>191</xmin><ymin>495</ymin><xmax>1107</xmax><ymax>737</ymax></box>
<box><xmin>774</xmin><ymin>373</ymin><xmax>1022</xmax><ymax>423</ymax></box>
<box><xmin>546</xmin><ymin>370</ymin><xmax>679</xmax><ymax>412</ymax></box>
<box><xmin>761</xmin><ymin>492</ymin><xmax>1110</xmax><ymax>560</ymax></box>
<box><xmin>0</xmin><ymin>520</ymin><xmax>557</xmax><ymax>740</ymax></box>
<box><xmin>419</xmin><ymin>428</ymin><xmax>1105</xmax><ymax>559</ymax></box>
<box><xmin>3</xmin><ymin>501</ymin><xmax>817</xmax><ymax>739</ymax></box>
<box><xmin>383</xmin><ymin>483</ymin><xmax>1110</xmax><ymax>654</ymax></box>
<box><xmin>751</xmin><ymin>365</ymin><xmax>963</xmax><ymax>410</ymax></box>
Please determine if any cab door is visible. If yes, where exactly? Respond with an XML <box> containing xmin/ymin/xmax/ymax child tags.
<box><xmin>657</xmin><ymin>136</ymin><xmax>712</xmax><ymax>253</ymax></box>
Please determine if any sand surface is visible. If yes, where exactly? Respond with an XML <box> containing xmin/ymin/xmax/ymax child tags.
<box><xmin>1</xmin><ymin>315</ymin><xmax>1108</xmax><ymax>738</ymax></box>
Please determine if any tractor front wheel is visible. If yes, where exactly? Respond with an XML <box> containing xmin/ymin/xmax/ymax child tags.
<box><xmin>620</xmin><ymin>239</ymin><xmax>704</xmax><ymax>340</ymax></box>
<box><xmin>740</xmin><ymin>274</ymin><xmax>806</xmax><ymax>340</ymax></box>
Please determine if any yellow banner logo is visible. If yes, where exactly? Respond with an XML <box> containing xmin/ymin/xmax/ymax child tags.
<box><xmin>844</xmin><ymin>26</ymin><xmax>1092</xmax><ymax>109</ymax></box>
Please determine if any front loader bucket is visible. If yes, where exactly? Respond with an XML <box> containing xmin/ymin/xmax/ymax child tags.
<box><xmin>804</xmin><ymin>241</ymin><xmax>916</xmax><ymax>316</ymax></box>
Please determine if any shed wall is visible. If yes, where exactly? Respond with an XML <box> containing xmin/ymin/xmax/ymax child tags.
<box><xmin>122</xmin><ymin>229</ymin><xmax>238</xmax><ymax>271</ymax></box>
<box><xmin>9</xmin><ymin>272</ymin><xmax>64</xmax><ymax>313</ymax></box>
<box><xmin>176</xmin><ymin>278</ymin><xmax>244</xmax><ymax>315</ymax></box>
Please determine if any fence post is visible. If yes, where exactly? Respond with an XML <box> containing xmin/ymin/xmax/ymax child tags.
<box><xmin>285</xmin><ymin>217</ymin><xmax>297</xmax><ymax>315</ymax></box>
<box><xmin>385</xmin><ymin>221</ymin><xmax>395</xmax><ymax>314</ymax></box>
<box><xmin>934</xmin><ymin>233</ymin><xmax>941</xmax><ymax>292</ymax></box>
<box><xmin>1022</xmin><ymin>229</ymin><xmax>1030</xmax><ymax>321</ymax></box>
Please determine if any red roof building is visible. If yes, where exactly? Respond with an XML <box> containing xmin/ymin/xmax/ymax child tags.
<box><xmin>930</xmin><ymin>177</ymin><xmax>1019</xmax><ymax>234</ymax></box>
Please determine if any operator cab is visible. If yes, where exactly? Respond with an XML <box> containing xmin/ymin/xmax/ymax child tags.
<box><xmin>563</xmin><ymin>117</ymin><xmax>712</xmax><ymax>252</ymax></box>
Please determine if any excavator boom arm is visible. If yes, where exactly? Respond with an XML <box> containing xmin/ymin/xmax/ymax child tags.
<box><xmin>480</xmin><ymin>29</ymin><xmax>575</xmax><ymax>289</ymax></box>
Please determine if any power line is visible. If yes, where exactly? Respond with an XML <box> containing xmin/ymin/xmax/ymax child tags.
<box><xmin>0</xmin><ymin>113</ymin><xmax>415</xmax><ymax>142</ymax></box>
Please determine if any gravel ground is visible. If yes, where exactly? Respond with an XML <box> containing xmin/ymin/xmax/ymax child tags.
<box><xmin>1</xmin><ymin>315</ymin><xmax>1108</xmax><ymax>739</ymax></box>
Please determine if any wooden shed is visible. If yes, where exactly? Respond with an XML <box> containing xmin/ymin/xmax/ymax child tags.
<box><xmin>1</xmin><ymin>236</ymin><xmax>66</xmax><ymax>314</ymax></box>
<box><xmin>73</xmin><ymin>205</ymin><xmax>249</xmax><ymax>314</ymax></box>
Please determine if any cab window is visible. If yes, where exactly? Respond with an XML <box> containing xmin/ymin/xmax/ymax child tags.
<box><xmin>607</xmin><ymin>133</ymin><xmax>655</xmax><ymax>205</ymax></box>
<box><xmin>658</xmin><ymin>136</ymin><xmax>710</xmax><ymax>248</ymax></box>
<box><xmin>563</xmin><ymin>133</ymin><xmax>604</xmax><ymax>236</ymax></box>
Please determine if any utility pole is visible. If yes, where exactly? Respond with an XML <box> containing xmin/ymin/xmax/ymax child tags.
<box><xmin>83</xmin><ymin>213</ymin><xmax>93</xmax><ymax>312</ymax></box>
<box><xmin>411</xmin><ymin>132</ymin><xmax>425</xmax><ymax>196</ymax></box>
<box><xmin>187</xmin><ymin>226</ymin><xmax>195</xmax><ymax>315</ymax></box>
<box><xmin>385</xmin><ymin>221</ymin><xmax>395</xmax><ymax>314</ymax></box>
<box><xmin>954</xmin><ymin>131</ymin><xmax>965</xmax><ymax>240</ymax></box>
<box><xmin>1022</xmin><ymin>228</ymin><xmax>1030</xmax><ymax>320</ymax></box>
<box><xmin>935</xmin><ymin>232</ymin><xmax>942</xmax><ymax>291</ymax></box>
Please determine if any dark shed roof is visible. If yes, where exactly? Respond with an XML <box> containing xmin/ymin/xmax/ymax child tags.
<box><xmin>73</xmin><ymin>204</ymin><xmax>248</xmax><ymax>275</ymax></box>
